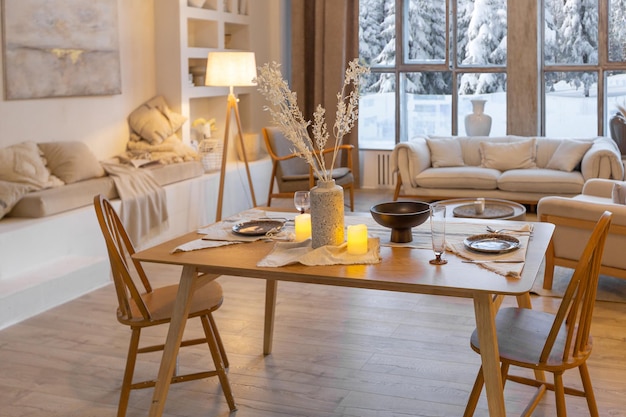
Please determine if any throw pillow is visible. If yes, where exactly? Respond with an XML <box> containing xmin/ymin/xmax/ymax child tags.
<box><xmin>612</xmin><ymin>183</ymin><xmax>626</xmax><ymax>204</ymax></box>
<box><xmin>0</xmin><ymin>180</ymin><xmax>33</xmax><ymax>219</ymax></box>
<box><xmin>480</xmin><ymin>139</ymin><xmax>537</xmax><ymax>171</ymax></box>
<box><xmin>426</xmin><ymin>138</ymin><xmax>465</xmax><ymax>167</ymax></box>
<box><xmin>38</xmin><ymin>142</ymin><xmax>106</xmax><ymax>184</ymax></box>
<box><xmin>545</xmin><ymin>140</ymin><xmax>593</xmax><ymax>172</ymax></box>
<box><xmin>128</xmin><ymin>96</ymin><xmax>187</xmax><ymax>145</ymax></box>
<box><xmin>0</xmin><ymin>142</ymin><xmax>50</xmax><ymax>188</ymax></box>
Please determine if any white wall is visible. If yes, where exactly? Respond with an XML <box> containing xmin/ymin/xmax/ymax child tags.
<box><xmin>0</xmin><ymin>1</ymin><xmax>156</xmax><ymax>160</ymax></box>
<box><xmin>0</xmin><ymin>1</ymin><xmax>286</xmax><ymax>161</ymax></box>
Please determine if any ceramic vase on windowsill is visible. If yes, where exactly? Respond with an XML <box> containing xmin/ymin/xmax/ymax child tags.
<box><xmin>465</xmin><ymin>99</ymin><xmax>492</xmax><ymax>136</ymax></box>
<box><xmin>310</xmin><ymin>179</ymin><xmax>345</xmax><ymax>248</ymax></box>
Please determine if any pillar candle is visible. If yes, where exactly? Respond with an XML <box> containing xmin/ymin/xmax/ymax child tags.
<box><xmin>294</xmin><ymin>213</ymin><xmax>311</xmax><ymax>242</ymax></box>
<box><xmin>347</xmin><ymin>224</ymin><xmax>368</xmax><ymax>255</ymax></box>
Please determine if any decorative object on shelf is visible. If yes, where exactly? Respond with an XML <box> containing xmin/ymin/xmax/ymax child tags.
<box><xmin>310</xmin><ymin>179</ymin><xmax>345</xmax><ymax>248</ymax></box>
<box><xmin>188</xmin><ymin>0</ymin><xmax>206</xmax><ymax>8</ymax></box>
<box><xmin>205</xmin><ymin>51</ymin><xmax>258</xmax><ymax>220</ymax></box>
<box><xmin>465</xmin><ymin>99</ymin><xmax>492</xmax><ymax>136</ymax></box>
<box><xmin>198</xmin><ymin>138</ymin><xmax>223</xmax><ymax>172</ymax></box>
<box><xmin>192</xmin><ymin>117</ymin><xmax>217</xmax><ymax>142</ymax></box>
<box><xmin>609</xmin><ymin>105</ymin><xmax>626</xmax><ymax>156</ymax></box>
<box><xmin>256</xmin><ymin>59</ymin><xmax>369</xmax><ymax>247</ymax></box>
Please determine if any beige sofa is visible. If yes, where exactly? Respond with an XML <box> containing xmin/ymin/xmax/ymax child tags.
<box><xmin>537</xmin><ymin>178</ymin><xmax>626</xmax><ymax>289</ymax></box>
<box><xmin>391</xmin><ymin>135</ymin><xmax>624</xmax><ymax>205</ymax></box>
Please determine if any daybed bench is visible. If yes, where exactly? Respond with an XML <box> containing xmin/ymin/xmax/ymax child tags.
<box><xmin>0</xmin><ymin>140</ymin><xmax>271</xmax><ymax>330</ymax></box>
<box><xmin>391</xmin><ymin>135</ymin><xmax>624</xmax><ymax>205</ymax></box>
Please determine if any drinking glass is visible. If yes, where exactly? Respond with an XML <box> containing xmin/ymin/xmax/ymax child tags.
<box><xmin>430</xmin><ymin>204</ymin><xmax>448</xmax><ymax>265</ymax></box>
<box><xmin>293</xmin><ymin>191</ymin><xmax>310</xmax><ymax>214</ymax></box>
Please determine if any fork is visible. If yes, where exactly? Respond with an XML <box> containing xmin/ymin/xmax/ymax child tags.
<box><xmin>486</xmin><ymin>226</ymin><xmax>528</xmax><ymax>234</ymax></box>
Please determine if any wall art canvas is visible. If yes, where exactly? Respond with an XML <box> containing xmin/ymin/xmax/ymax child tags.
<box><xmin>2</xmin><ymin>0</ymin><xmax>121</xmax><ymax>99</ymax></box>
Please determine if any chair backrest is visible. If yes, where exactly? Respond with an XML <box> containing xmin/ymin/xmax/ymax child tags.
<box><xmin>93</xmin><ymin>194</ymin><xmax>153</xmax><ymax>321</ymax></box>
<box><xmin>263</xmin><ymin>127</ymin><xmax>310</xmax><ymax>177</ymax></box>
<box><xmin>540</xmin><ymin>210</ymin><xmax>612</xmax><ymax>364</ymax></box>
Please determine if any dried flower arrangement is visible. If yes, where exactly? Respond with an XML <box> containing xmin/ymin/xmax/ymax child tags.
<box><xmin>255</xmin><ymin>59</ymin><xmax>369</xmax><ymax>182</ymax></box>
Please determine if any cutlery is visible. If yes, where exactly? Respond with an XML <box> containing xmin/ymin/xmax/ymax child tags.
<box><xmin>486</xmin><ymin>226</ymin><xmax>530</xmax><ymax>234</ymax></box>
<box><xmin>462</xmin><ymin>260</ymin><xmax>524</xmax><ymax>263</ymax></box>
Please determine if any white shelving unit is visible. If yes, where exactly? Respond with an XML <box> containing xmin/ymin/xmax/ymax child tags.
<box><xmin>155</xmin><ymin>0</ymin><xmax>252</xmax><ymax>144</ymax></box>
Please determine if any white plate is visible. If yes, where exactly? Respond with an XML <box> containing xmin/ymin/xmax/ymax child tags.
<box><xmin>463</xmin><ymin>233</ymin><xmax>520</xmax><ymax>254</ymax></box>
<box><xmin>232</xmin><ymin>219</ymin><xmax>284</xmax><ymax>236</ymax></box>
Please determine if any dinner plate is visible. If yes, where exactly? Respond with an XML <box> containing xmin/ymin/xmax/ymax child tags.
<box><xmin>232</xmin><ymin>219</ymin><xmax>284</xmax><ymax>236</ymax></box>
<box><xmin>463</xmin><ymin>233</ymin><xmax>520</xmax><ymax>254</ymax></box>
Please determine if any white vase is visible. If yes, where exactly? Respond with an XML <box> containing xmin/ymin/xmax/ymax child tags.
<box><xmin>310</xmin><ymin>179</ymin><xmax>345</xmax><ymax>248</ymax></box>
<box><xmin>465</xmin><ymin>99</ymin><xmax>492</xmax><ymax>136</ymax></box>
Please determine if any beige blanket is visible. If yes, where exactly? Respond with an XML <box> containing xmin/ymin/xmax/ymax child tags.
<box><xmin>102</xmin><ymin>163</ymin><xmax>168</xmax><ymax>245</ymax></box>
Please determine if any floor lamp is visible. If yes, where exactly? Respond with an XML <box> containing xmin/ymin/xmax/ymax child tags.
<box><xmin>205</xmin><ymin>51</ymin><xmax>258</xmax><ymax>221</ymax></box>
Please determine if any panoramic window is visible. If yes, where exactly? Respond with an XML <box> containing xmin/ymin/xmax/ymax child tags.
<box><xmin>543</xmin><ymin>0</ymin><xmax>626</xmax><ymax>137</ymax></box>
<box><xmin>358</xmin><ymin>0</ymin><xmax>507</xmax><ymax>150</ymax></box>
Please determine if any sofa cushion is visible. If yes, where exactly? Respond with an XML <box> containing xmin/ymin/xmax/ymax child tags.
<box><xmin>426</xmin><ymin>138</ymin><xmax>464</xmax><ymax>167</ymax></box>
<box><xmin>480</xmin><ymin>139</ymin><xmax>537</xmax><ymax>170</ymax></box>
<box><xmin>128</xmin><ymin>96</ymin><xmax>187</xmax><ymax>145</ymax></box>
<box><xmin>545</xmin><ymin>140</ymin><xmax>593</xmax><ymax>172</ymax></box>
<box><xmin>415</xmin><ymin>167</ymin><xmax>499</xmax><ymax>190</ymax></box>
<box><xmin>0</xmin><ymin>142</ymin><xmax>51</xmax><ymax>188</ymax></box>
<box><xmin>38</xmin><ymin>141</ymin><xmax>105</xmax><ymax>184</ymax></box>
<box><xmin>498</xmin><ymin>168</ymin><xmax>584</xmax><ymax>194</ymax></box>
<box><xmin>9</xmin><ymin>177</ymin><xmax>117</xmax><ymax>218</ymax></box>
<box><xmin>612</xmin><ymin>182</ymin><xmax>626</xmax><ymax>204</ymax></box>
<box><xmin>145</xmin><ymin>161</ymin><xmax>204</xmax><ymax>186</ymax></box>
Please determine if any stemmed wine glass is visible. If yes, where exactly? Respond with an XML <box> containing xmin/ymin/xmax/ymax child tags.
<box><xmin>430</xmin><ymin>203</ymin><xmax>448</xmax><ymax>265</ymax></box>
<box><xmin>293</xmin><ymin>191</ymin><xmax>310</xmax><ymax>214</ymax></box>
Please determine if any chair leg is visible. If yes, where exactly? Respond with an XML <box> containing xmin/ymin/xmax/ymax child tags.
<box><xmin>543</xmin><ymin>240</ymin><xmax>556</xmax><ymax>290</ymax></box>
<box><xmin>348</xmin><ymin>185</ymin><xmax>354</xmax><ymax>212</ymax></box>
<box><xmin>208</xmin><ymin>312</ymin><xmax>229</xmax><ymax>369</ymax></box>
<box><xmin>200</xmin><ymin>315</ymin><xmax>236</xmax><ymax>411</ymax></box>
<box><xmin>579</xmin><ymin>363</ymin><xmax>599</xmax><ymax>417</ymax></box>
<box><xmin>463</xmin><ymin>366</ymin><xmax>484</xmax><ymax>417</ymax></box>
<box><xmin>118</xmin><ymin>328</ymin><xmax>141</xmax><ymax>417</ymax></box>
<box><xmin>554</xmin><ymin>372</ymin><xmax>567</xmax><ymax>417</ymax></box>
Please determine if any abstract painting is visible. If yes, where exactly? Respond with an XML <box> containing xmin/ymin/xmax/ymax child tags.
<box><xmin>2</xmin><ymin>0</ymin><xmax>121</xmax><ymax>99</ymax></box>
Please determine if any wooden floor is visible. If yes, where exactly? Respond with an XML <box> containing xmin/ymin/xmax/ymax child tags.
<box><xmin>2</xmin><ymin>189</ymin><xmax>626</xmax><ymax>417</ymax></box>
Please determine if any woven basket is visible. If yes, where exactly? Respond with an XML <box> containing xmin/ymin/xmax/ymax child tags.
<box><xmin>199</xmin><ymin>139</ymin><xmax>223</xmax><ymax>172</ymax></box>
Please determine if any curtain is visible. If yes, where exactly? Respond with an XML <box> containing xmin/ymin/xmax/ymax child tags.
<box><xmin>290</xmin><ymin>0</ymin><xmax>360</xmax><ymax>186</ymax></box>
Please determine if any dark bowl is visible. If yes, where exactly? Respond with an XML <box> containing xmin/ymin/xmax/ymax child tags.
<box><xmin>370</xmin><ymin>201</ymin><xmax>432</xmax><ymax>243</ymax></box>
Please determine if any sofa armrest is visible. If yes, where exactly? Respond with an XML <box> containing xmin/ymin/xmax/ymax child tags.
<box><xmin>390</xmin><ymin>137</ymin><xmax>431</xmax><ymax>188</ymax></box>
<box><xmin>581</xmin><ymin>178</ymin><xmax>625</xmax><ymax>198</ymax></box>
<box><xmin>538</xmin><ymin>195</ymin><xmax>626</xmax><ymax>226</ymax></box>
<box><xmin>580</xmin><ymin>136</ymin><xmax>624</xmax><ymax>181</ymax></box>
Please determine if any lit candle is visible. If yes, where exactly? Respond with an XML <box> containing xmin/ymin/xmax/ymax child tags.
<box><xmin>347</xmin><ymin>224</ymin><xmax>368</xmax><ymax>255</ymax></box>
<box><xmin>294</xmin><ymin>213</ymin><xmax>311</xmax><ymax>242</ymax></box>
<box><xmin>475</xmin><ymin>197</ymin><xmax>485</xmax><ymax>214</ymax></box>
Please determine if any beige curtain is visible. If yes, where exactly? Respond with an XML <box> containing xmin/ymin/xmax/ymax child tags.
<box><xmin>291</xmin><ymin>0</ymin><xmax>360</xmax><ymax>186</ymax></box>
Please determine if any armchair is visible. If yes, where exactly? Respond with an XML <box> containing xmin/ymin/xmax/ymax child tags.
<box><xmin>537</xmin><ymin>178</ymin><xmax>626</xmax><ymax>289</ymax></box>
<box><xmin>262</xmin><ymin>126</ymin><xmax>355</xmax><ymax>210</ymax></box>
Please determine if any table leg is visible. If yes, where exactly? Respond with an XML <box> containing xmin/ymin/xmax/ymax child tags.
<box><xmin>263</xmin><ymin>280</ymin><xmax>277</xmax><ymax>355</ymax></box>
<box><xmin>149</xmin><ymin>265</ymin><xmax>197</xmax><ymax>417</ymax></box>
<box><xmin>473</xmin><ymin>293</ymin><xmax>507</xmax><ymax>416</ymax></box>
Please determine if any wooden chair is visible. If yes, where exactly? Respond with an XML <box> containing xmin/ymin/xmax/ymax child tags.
<box><xmin>464</xmin><ymin>211</ymin><xmax>612</xmax><ymax>417</ymax></box>
<box><xmin>93</xmin><ymin>195</ymin><xmax>236</xmax><ymax>417</ymax></box>
<box><xmin>262</xmin><ymin>126</ymin><xmax>355</xmax><ymax>210</ymax></box>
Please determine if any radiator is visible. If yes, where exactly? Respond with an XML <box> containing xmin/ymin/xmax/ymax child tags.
<box><xmin>360</xmin><ymin>150</ymin><xmax>395</xmax><ymax>189</ymax></box>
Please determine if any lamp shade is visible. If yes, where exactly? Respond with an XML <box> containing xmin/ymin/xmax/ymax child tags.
<box><xmin>205</xmin><ymin>51</ymin><xmax>257</xmax><ymax>87</ymax></box>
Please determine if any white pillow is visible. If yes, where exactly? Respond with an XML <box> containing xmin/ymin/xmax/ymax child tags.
<box><xmin>612</xmin><ymin>183</ymin><xmax>626</xmax><ymax>204</ymax></box>
<box><xmin>128</xmin><ymin>96</ymin><xmax>187</xmax><ymax>145</ymax></box>
<box><xmin>480</xmin><ymin>139</ymin><xmax>537</xmax><ymax>171</ymax></box>
<box><xmin>0</xmin><ymin>142</ymin><xmax>50</xmax><ymax>188</ymax></box>
<box><xmin>545</xmin><ymin>140</ymin><xmax>592</xmax><ymax>172</ymax></box>
<box><xmin>426</xmin><ymin>138</ymin><xmax>464</xmax><ymax>167</ymax></box>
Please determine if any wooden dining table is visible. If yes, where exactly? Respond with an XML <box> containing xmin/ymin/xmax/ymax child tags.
<box><xmin>132</xmin><ymin>212</ymin><xmax>554</xmax><ymax>417</ymax></box>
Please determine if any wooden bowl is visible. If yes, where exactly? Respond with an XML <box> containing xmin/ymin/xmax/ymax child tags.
<box><xmin>370</xmin><ymin>201</ymin><xmax>431</xmax><ymax>243</ymax></box>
